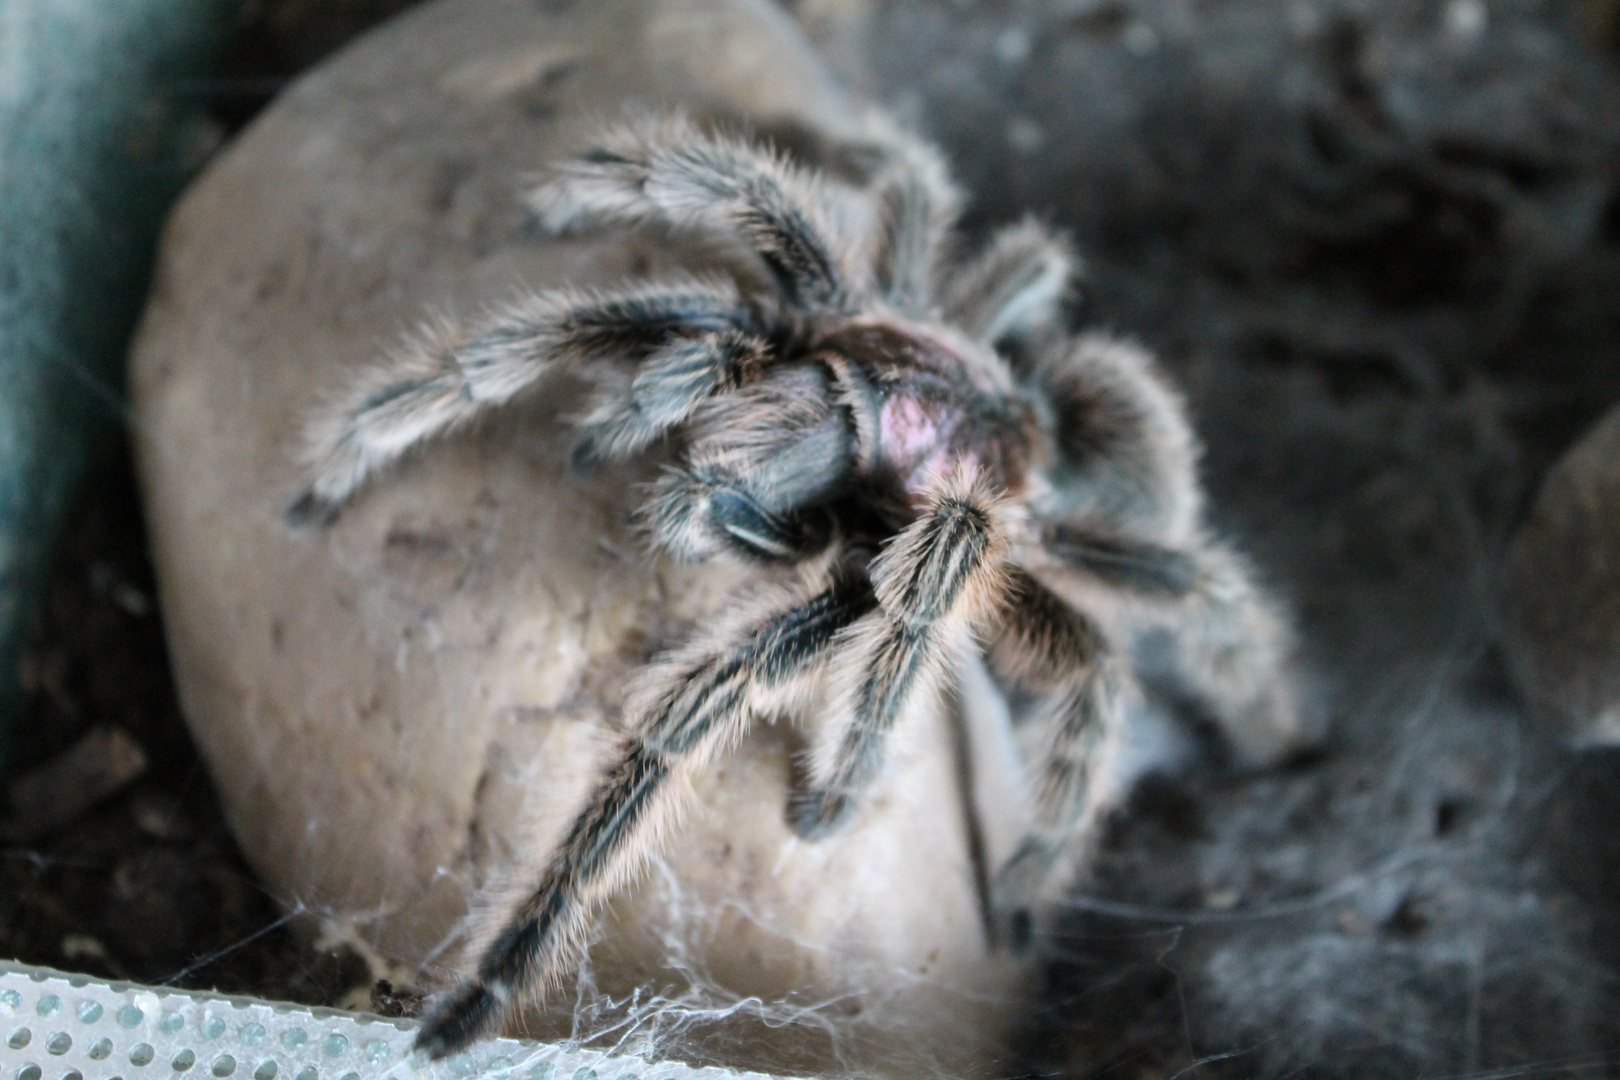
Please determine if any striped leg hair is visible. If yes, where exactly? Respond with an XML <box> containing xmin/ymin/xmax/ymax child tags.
<box><xmin>413</xmin><ymin>571</ymin><xmax>878</xmax><ymax>1059</ymax></box>
<box><xmin>288</xmin><ymin>276</ymin><xmax>760</xmax><ymax>525</ymax></box>
<box><xmin>942</xmin><ymin>217</ymin><xmax>1075</xmax><ymax>351</ymax></box>
<box><xmin>862</xmin><ymin>116</ymin><xmax>962</xmax><ymax>319</ymax></box>
<box><xmin>528</xmin><ymin>114</ymin><xmax>857</xmax><ymax>310</ymax></box>
<box><xmin>983</xmin><ymin>567</ymin><xmax>1128</xmax><ymax>947</ymax></box>
<box><xmin>790</xmin><ymin>468</ymin><xmax>1012</xmax><ymax>838</ymax></box>
<box><xmin>1041</xmin><ymin>528</ymin><xmax>1307</xmax><ymax>770</ymax></box>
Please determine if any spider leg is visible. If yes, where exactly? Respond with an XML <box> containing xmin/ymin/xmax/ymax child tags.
<box><xmin>287</xmin><ymin>277</ymin><xmax>753</xmax><ymax>525</ymax></box>
<box><xmin>982</xmin><ymin>566</ymin><xmax>1128</xmax><ymax>948</ymax></box>
<box><xmin>529</xmin><ymin>115</ymin><xmax>854</xmax><ymax>308</ymax></box>
<box><xmin>944</xmin><ymin>217</ymin><xmax>1075</xmax><ymax>350</ymax></box>
<box><xmin>1034</xmin><ymin>330</ymin><xmax>1306</xmax><ymax>759</ymax></box>
<box><xmin>1162</xmin><ymin>540</ymin><xmax>1306</xmax><ymax>767</ymax></box>
<box><xmin>1035</xmin><ymin>332</ymin><xmax>1202</xmax><ymax>543</ymax></box>
<box><xmin>862</xmin><ymin>118</ymin><xmax>962</xmax><ymax>318</ymax></box>
<box><xmin>1042</xmin><ymin>524</ymin><xmax>1203</xmax><ymax>599</ymax></box>
<box><xmin>413</xmin><ymin>571</ymin><xmax>879</xmax><ymax>1060</ymax></box>
<box><xmin>645</xmin><ymin>364</ymin><xmax>857</xmax><ymax>562</ymax></box>
<box><xmin>568</xmin><ymin>327</ymin><xmax>769</xmax><ymax>472</ymax></box>
<box><xmin>1041</xmin><ymin>528</ymin><xmax>1306</xmax><ymax>768</ymax></box>
<box><xmin>790</xmin><ymin>467</ymin><xmax>1011</xmax><ymax>838</ymax></box>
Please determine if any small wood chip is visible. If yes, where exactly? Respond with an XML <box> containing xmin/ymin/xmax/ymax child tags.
<box><xmin>3</xmin><ymin>726</ymin><xmax>149</xmax><ymax>840</ymax></box>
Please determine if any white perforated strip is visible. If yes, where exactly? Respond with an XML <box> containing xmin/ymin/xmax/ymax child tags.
<box><xmin>0</xmin><ymin>963</ymin><xmax>778</xmax><ymax>1080</ymax></box>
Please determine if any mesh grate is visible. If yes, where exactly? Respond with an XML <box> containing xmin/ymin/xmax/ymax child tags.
<box><xmin>0</xmin><ymin>962</ymin><xmax>777</xmax><ymax>1080</ymax></box>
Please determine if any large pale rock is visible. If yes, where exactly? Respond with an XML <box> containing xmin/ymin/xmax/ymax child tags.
<box><xmin>130</xmin><ymin>0</ymin><xmax>1025</xmax><ymax>1074</ymax></box>
<box><xmin>1505</xmin><ymin>403</ymin><xmax>1620</xmax><ymax>746</ymax></box>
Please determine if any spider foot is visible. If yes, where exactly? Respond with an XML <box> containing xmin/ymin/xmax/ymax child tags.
<box><xmin>413</xmin><ymin>979</ymin><xmax>502</xmax><ymax>1061</ymax></box>
<box><xmin>787</xmin><ymin>787</ymin><xmax>855</xmax><ymax>840</ymax></box>
<box><xmin>567</xmin><ymin>434</ymin><xmax>609</xmax><ymax>477</ymax></box>
<box><xmin>990</xmin><ymin>837</ymin><xmax>1058</xmax><ymax>954</ymax></box>
<box><xmin>992</xmin><ymin>904</ymin><xmax>1036</xmax><ymax>954</ymax></box>
<box><xmin>285</xmin><ymin>487</ymin><xmax>342</xmax><ymax>529</ymax></box>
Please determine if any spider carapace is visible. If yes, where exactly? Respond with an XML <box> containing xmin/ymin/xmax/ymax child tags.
<box><xmin>288</xmin><ymin>113</ymin><xmax>1307</xmax><ymax>1058</ymax></box>
<box><xmin>823</xmin><ymin>319</ymin><xmax>1038</xmax><ymax>502</ymax></box>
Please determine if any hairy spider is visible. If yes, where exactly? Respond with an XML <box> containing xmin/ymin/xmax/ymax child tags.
<box><xmin>288</xmin><ymin>114</ymin><xmax>1304</xmax><ymax>1059</ymax></box>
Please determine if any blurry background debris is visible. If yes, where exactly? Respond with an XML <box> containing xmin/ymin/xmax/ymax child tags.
<box><xmin>3</xmin><ymin>1</ymin><xmax>1620</xmax><ymax>1077</ymax></box>
<box><xmin>210</xmin><ymin>0</ymin><xmax>422</xmax><ymax>125</ymax></box>
<box><xmin>2</xmin><ymin>725</ymin><xmax>148</xmax><ymax>843</ymax></box>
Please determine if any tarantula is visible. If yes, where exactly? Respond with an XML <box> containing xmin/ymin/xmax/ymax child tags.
<box><xmin>288</xmin><ymin>114</ymin><xmax>1302</xmax><ymax>1059</ymax></box>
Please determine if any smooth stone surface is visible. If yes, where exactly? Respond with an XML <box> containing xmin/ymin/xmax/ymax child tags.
<box><xmin>130</xmin><ymin>0</ymin><xmax>1024</xmax><ymax>1074</ymax></box>
<box><xmin>1506</xmin><ymin>402</ymin><xmax>1620</xmax><ymax>745</ymax></box>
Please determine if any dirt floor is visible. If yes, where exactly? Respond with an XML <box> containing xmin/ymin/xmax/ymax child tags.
<box><xmin>8</xmin><ymin>2</ymin><xmax>1620</xmax><ymax>1079</ymax></box>
<box><xmin>0</xmin><ymin>448</ymin><xmax>390</xmax><ymax>1010</ymax></box>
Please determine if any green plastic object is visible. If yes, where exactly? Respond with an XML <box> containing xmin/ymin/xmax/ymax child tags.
<box><xmin>0</xmin><ymin>0</ymin><xmax>234</xmax><ymax>771</ymax></box>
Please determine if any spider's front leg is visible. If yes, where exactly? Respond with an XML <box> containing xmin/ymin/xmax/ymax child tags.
<box><xmin>790</xmin><ymin>467</ymin><xmax>1013</xmax><ymax>838</ymax></box>
<box><xmin>530</xmin><ymin>114</ymin><xmax>857</xmax><ymax>309</ymax></box>
<box><xmin>413</xmin><ymin>571</ymin><xmax>878</xmax><ymax>1060</ymax></box>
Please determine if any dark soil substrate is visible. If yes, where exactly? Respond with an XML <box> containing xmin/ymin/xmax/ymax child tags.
<box><xmin>0</xmin><ymin>448</ymin><xmax>382</xmax><ymax>1011</ymax></box>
